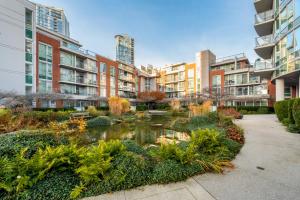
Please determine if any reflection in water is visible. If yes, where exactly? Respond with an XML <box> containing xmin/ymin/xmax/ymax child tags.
<box><xmin>87</xmin><ymin>116</ymin><xmax>190</xmax><ymax>145</ymax></box>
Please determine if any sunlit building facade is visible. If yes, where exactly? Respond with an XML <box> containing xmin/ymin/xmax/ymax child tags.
<box><xmin>254</xmin><ymin>0</ymin><xmax>300</xmax><ymax>101</ymax></box>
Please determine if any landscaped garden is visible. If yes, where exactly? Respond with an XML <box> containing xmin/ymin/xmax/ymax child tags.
<box><xmin>274</xmin><ymin>98</ymin><xmax>300</xmax><ymax>133</ymax></box>
<box><xmin>0</xmin><ymin>97</ymin><xmax>245</xmax><ymax>200</ymax></box>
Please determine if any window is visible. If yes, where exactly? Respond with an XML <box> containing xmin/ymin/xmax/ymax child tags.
<box><xmin>287</xmin><ymin>32</ymin><xmax>294</xmax><ymax>50</ymax></box>
<box><xmin>188</xmin><ymin>69</ymin><xmax>194</xmax><ymax>78</ymax></box>
<box><xmin>100</xmin><ymin>86</ymin><xmax>106</xmax><ymax>97</ymax></box>
<box><xmin>212</xmin><ymin>75</ymin><xmax>221</xmax><ymax>87</ymax></box>
<box><xmin>100</xmin><ymin>62</ymin><xmax>107</xmax><ymax>73</ymax></box>
<box><xmin>38</xmin><ymin>43</ymin><xmax>53</xmax><ymax>93</ymax></box>
<box><xmin>60</xmin><ymin>51</ymin><xmax>75</xmax><ymax>66</ymax></box>
<box><xmin>110</xmin><ymin>66</ymin><xmax>116</xmax><ymax>77</ymax></box>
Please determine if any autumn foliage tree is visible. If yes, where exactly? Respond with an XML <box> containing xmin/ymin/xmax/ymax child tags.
<box><xmin>137</xmin><ymin>91</ymin><xmax>165</xmax><ymax>103</ymax></box>
<box><xmin>188</xmin><ymin>100</ymin><xmax>212</xmax><ymax>117</ymax></box>
<box><xmin>170</xmin><ymin>99</ymin><xmax>181</xmax><ymax>111</ymax></box>
<box><xmin>108</xmin><ymin>97</ymin><xmax>130</xmax><ymax>116</ymax></box>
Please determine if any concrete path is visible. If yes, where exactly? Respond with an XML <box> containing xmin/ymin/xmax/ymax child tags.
<box><xmin>84</xmin><ymin>115</ymin><xmax>300</xmax><ymax>200</ymax></box>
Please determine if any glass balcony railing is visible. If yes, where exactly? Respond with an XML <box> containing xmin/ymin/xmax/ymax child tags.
<box><xmin>255</xmin><ymin>34</ymin><xmax>274</xmax><ymax>48</ymax></box>
<box><xmin>255</xmin><ymin>10</ymin><xmax>274</xmax><ymax>24</ymax></box>
<box><xmin>254</xmin><ymin>59</ymin><xmax>274</xmax><ymax>70</ymax></box>
<box><xmin>61</xmin><ymin>42</ymin><xmax>96</xmax><ymax>58</ymax></box>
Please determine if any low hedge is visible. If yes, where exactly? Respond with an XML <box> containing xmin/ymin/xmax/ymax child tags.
<box><xmin>32</xmin><ymin>108</ymin><xmax>75</xmax><ymax>112</ymax></box>
<box><xmin>293</xmin><ymin>98</ymin><xmax>300</xmax><ymax>127</ymax></box>
<box><xmin>274</xmin><ymin>98</ymin><xmax>300</xmax><ymax>133</ymax></box>
<box><xmin>136</xmin><ymin>103</ymin><xmax>148</xmax><ymax>111</ymax></box>
<box><xmin>274</xmin><ymin>100</ymin><xmax>289</xmax><ymax>121</ymax></box>
<box><xmin>288</xmin><ymin>99</ymin><xmax>296</xmax><ymax>124</ymax></box>
<box><xmin>24</xmin><ymin>110</ymin><xmax>73</xmax><ymax>122</ymax></box>
<box><xmin>87</xmin><ymin>116</ymin><xmax>111</xmax><ymax>128</ymax></box>
<box><xmin>222</xmin><ymin>106</ymin><xmax>274</xmax><ymax>113</ymax></box>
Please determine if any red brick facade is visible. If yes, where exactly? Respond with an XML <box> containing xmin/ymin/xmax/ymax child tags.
<box><xmin>209</xmin><ymin>69</ymin><xmax>225</xmax><ymax>93</ymax></box>
<box><xmin>96</xmin><ymin>55</ymin><xmax>119</xmax><ymax>97</ymax></box>
<box><xmin>36</xmin><ymin>32</ymin><xmax>61</xmax><ymax>93</ymax></box>
<box><xmin>36</xmin><ymin>32</ymin><xmax>62</xmax><ymax>108</ymax></box>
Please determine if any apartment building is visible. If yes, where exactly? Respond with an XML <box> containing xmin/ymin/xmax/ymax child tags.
<box><xmin>96</xmin><ymin>55</ymin><xmax>119</xmax><ymax>99</ymax></box>
<box><xmin>254</xmin><ymin>0</ymin><xmax>300</xmax><ymax>101</ymax></box>
<box><xmin>36</xmin><ymin>27</ymin><xmax>99</xmax><ymax>108</ymax></box>
<box><xmin>117</xmin><ymin>61</ymin><xmax>137</xmax><ymax>99</ymax></box>
<box><xmin>138</xmin><ymin>65</ymin><xmax>159</xmax><ymax>93</ymax></box>
<box><xmin>209</xmin><ymin>53</ymin><xmax>274</xmax><ymax>106</ymax></box>
<box><xmin>0</xmin><ymin>0</ymin><xmax>36</xmax><ymax>95</ymax></box>
<box><xmin>160</xmin><ymin>50</ymin><xmax>216</xmax><ymax>99</ymax></box>
<box><xmin>36</xmin><ymin>3</ymin><xmax>70</xmax><ymax>37</ymax></box>
<box><xmin>115</xmin><ymin>34</ymin><xmax>135</xmax><ymax>66</ymax></box>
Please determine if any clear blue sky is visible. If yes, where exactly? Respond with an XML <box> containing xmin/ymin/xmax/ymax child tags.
<box><xmin>33</xmin><ymin>0</ymin><xmax>257</xmax><ymax>67</ymax></box>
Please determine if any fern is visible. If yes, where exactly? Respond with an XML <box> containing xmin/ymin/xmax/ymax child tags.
<box><xmin>70</xmin><ymin>183</ymin><xmax>85</xmax><ymax>199</ymax></box>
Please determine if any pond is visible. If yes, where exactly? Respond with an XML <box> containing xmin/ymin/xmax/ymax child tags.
<box><xmin>87</xmin><ymin>115</ymin><xmax>190</xmax><ymax>146</ymax></box>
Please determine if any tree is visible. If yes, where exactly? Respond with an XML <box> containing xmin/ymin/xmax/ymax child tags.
<box><xmin>137</xmin><ymin>91</ymin><xmax>166</xmax><ymax>109</ymax></box>
<box><xmin>137</xmin><ymin>91</ymin><xmax>165</xmax><ymax>102</ymax></box>
<box><xmin>108</xmin><ymin>97</ymin><xmax>130</xmax><ymax>116</ymax></box>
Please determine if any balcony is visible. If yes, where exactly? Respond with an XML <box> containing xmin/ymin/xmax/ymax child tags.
<box><xmin>60</xmin><ymin>42</ymin><xmax>96</xmax><ymax>60</ymax></box>
<box><xmin>60</xmin><ymin>60</ymin><xmax>97</xmax><ymax>74</ymax></box>
<box><xmin>255</xmin><ymin>34</ymin><xmax>274</xmax><ymax>59</ymax></box>
<box><xmin>254</xmin><ymin>10</ymin><xmax>274</xmax><ymax>37</ymax></box>
<box><xmin>254</xmin><ymin>59</ymin><xmax>275</xmax><ymax>79</ymax></box>
<box><xmin>118</xmin><ymin>86</ymin><xmax>135</xmax><ymax>92</ymax></box>
<box><xmin>118</xmin><ymin>75</ymin><xmax>135</xmax><ymax>83</ymax></box>
<box><xmin>118</xmin><ymin>64</ymin><xmax>135</xmax><ymax>73</ymax></box>
<box><xmin>254</xmin><ymin>0</ymin><xmax>273</xmax><ymax>13</ymax></box>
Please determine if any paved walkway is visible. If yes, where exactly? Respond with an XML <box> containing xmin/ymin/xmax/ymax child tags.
<box><xmin>85</xmin><ymin>115</ymin><xmax>300</xmax><ymax>200</ymax></box>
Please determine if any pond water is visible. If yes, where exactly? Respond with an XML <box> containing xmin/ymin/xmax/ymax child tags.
<box><xmin>87</xmin><ymin>115</ymin><xmax>190</xmax><ymax>146</ymax></box>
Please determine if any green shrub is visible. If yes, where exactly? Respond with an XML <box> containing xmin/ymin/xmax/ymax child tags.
<box><xmin>87</xmin><ymin>116</ymin><xmax>111</xmax><ymax>128</ymax></box>
<box><xmin>155</xmin><ymin>103</ymin><xmax>170</xmax><ymax>110</ymax></box>
<box><xmin>239</xmin><ymin>110</ymin><xmax>248</xmax><ymax>115</ymax></box>
<box><xmin>288</xmin><ymin>99</ymin><xmax>296</xmax><ymax>124</ymax></box>
<box><xmin>150</xmin><ymin>142</ymin><xmax>196</xmax><ymax>165</ymax></box>
<box><xmin>292</xmin><ymin>98</ymin><xmax>300</xmax><ymax>127</ymax></box>
<box><xmin>282</xmin><ymin>118</ymin><xmax>290</xmax><ymax>126</ymax></box>
<box><xmin>274</xmin><ymin>100</ymin><xmax>289</xmax><ymax>121</ymax></box>
<box><xmin>190</xmin><ymin>129</ymin><xmax>229</xmax><ymax>156</ymax></box>
<box><xmin>86</xmin><ymin>106</ymin><xmax>105</xmax><ymax>117</ymax></box>
<box><xmin>136</xmin><ymin>103</ymin><xmax>147</xmax><ymax>111</ymax></box>
<box><xmin>219</xmin><ymin>115</ymin><xmax>234</xmax><ymax>127</ymax></box>
<box><xmin>257</xmin><ymin>107</ymin><xmax>269</xmax><ymax>114</ymax></box>
<box><xmin>221</xmin><ymin>106</ymin><xmax>274</xmax><ymax>113</ymax></box>
<box><xmin>287</xmin><ymin>124</ymin><xmax>300</xmax><ymax>133</ymax></box>
<box><xmin>24</xmin><ymin>111</ymin><xmax>72</xmax><ymax>123</ymax></box>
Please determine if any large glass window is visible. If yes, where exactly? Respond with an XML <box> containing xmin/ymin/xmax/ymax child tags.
<box><xmin>38</xmin><ymin>43</ymin><xmax>53</xmax><ymax>93</ymax></box>
<box><xmin>60</xmin><ymin>51</ymin><xmax>75</xmax><ymax>67</ymax></box>
<box><xmin>212</xmin><ymin>75</ymin><xmax>221</xmax><ymax>87</ymax></box>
